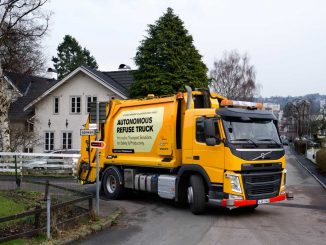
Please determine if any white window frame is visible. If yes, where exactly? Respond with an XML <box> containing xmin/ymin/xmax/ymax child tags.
<box><xmin>62</xmin><ymin>131</ymin><xmax>72</xmax><ymax>149</ymax></box>
<box><xmin>86</xmin><ymin>95</ymin><xmax>97</xmax><ymax>114</ymax></box>
<box><xmin>44</xmin><ymin>131</ymin><xmax>55</xmax><ymax>151</ymax></box>
<box><xmin>70</xmin><ymin>96</ymin><xmax>81</xmax><ymax>114</ymax></box>
<box><xmin>53</xmin><ymin>96</ymin><xmax>60</xmax><ymax>114</ymax></box>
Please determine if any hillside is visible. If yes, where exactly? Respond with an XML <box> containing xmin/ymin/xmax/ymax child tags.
<box><xmin>258</xmin><ymin>94</ymin><xmax>326</xmax><ymax>114</ymax></box>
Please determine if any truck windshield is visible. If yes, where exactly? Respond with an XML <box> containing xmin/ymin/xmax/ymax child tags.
<box><xmin>223</xmin><ymin>118</ymin><xmax>281</xmax><ymax>145</ymax></box>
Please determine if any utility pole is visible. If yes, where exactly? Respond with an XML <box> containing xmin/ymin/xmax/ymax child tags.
<box><xmin>96</xmin><ymin>101</ymin><xmax>100</xmax><ymax>216</ymax></box>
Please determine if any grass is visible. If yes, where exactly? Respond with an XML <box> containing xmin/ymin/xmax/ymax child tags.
<box><xmin>0</xmin><ymin>189</ymin><xmax>44</xmax><ymax>209</ymax></box>
<box><xmin>2</xmin><ymin>235</ymin><xmax>47</xmax><ymax>245</ymax></box>
<box><xmin>0</xmin><ymin>190</ymin><xmax>44</xmax><ymax>229</ymax></box>
<box><xmin>0</xmin><ymin>195</ymin><xmax>27</xmax><ymax>218</ymax></box>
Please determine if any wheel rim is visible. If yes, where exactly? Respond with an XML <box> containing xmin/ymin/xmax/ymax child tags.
<box><xmin>107</xmin><ymin>175</ymin><xmax>117</xmax><ymax>194</ymax></box>
<box><xmin>187</xmin><ymin>186</ymin><xmax>193</xmax><ymax>204</ymax></box>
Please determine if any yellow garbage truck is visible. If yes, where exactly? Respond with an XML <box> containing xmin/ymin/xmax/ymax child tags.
<box><xmin>78</xmin><ymin>87</ymin><xmax>291</xmax><ymax>214</ymax></box>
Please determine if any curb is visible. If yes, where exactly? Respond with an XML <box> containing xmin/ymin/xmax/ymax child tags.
<box><xmin>294</xmin><ymin>158</ymin><xmax>326</xmax><ymax>190</ymax></box>
<box><xmin>57</xmin><ymin>208</ymin><xmax>123</xmax><ymax>245</ymax></box>
<box><xmin>289</xmin><ymin>146</ymin><xmax>326</xmax><ymax>190</ymax></box>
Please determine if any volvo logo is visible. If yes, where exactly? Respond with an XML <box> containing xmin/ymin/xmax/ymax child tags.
<box><xmin>252</xmin><ymin>151</ymin><xmax>272</xmax><ymax>160</ymax></box>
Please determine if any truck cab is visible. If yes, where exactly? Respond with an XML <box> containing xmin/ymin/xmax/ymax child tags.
<box><xmin>182</xmin><ymin>106</ymin><xmax>287</xmax><ymax>211</ymax></box>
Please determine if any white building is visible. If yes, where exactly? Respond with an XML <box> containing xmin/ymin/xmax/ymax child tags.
<box><xmin>262</xmin><ymin>103</ymin><xmax>281</xmax><ymax>112</ymax></box>
<box><xmin>23</xmin><ymin>66</ymin><xmax>133</xmax><ymax>152</ymax></box>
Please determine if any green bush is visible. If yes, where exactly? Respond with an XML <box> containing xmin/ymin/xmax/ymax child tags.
<box><xmin>316</xmin><ymin>148</ymin><xmax>326</xmax><ymax>172</ymax></box>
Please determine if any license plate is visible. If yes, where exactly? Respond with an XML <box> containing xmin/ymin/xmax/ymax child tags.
<box><xmin>258</xmin><ymin>199</ymin><xmax>270</xmax><ymax>204</ymax></box>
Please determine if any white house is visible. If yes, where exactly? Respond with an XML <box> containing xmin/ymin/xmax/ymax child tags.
<box><xmin>23</xmin><ymin>66</ymin><xmax>134</xmax><ymax>152</ymax></box>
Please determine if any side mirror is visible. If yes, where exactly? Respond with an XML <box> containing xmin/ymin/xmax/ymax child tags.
<box><xmin>205</xmin><ymin>137</ymin><xmax>221</xmax><ymax>146</ymax></box>
<box><xmin>204</xmin><ymin>118</ymin><xmax>221</xmax><ymax>146</ymax></box>
<box><xmin>215</xmin><ymin>137</ymin><xmax>221</xmax><ymax>145</ymax></box>
<box><xmin>206</xmin><ymin>138</ymin><xmax>217</xmax><ymax>146</ymax></box>
<box><xmin>204</xmin><ymin>119</ymin><xmax>215</xmax><ymax>138</ymax></box>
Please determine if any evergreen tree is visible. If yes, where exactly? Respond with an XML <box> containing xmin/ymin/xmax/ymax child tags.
<box><xmin>130</xmin><ymin>7</ymin><xmax>208</xmax><ymax>97</ymax></box>
<box><xmin>52</xmin><ymin>35</ymin><xmax>98</xmax><ymax>79</ymax></box>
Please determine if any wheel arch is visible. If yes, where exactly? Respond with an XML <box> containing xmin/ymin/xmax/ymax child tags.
<box><xmin>175</xmin><ymin>165</ymin><xmax>211</xmax><ymax>201</ymax></box>
<box><xmin>101</xmin><ymin>165</ymin><xmax>123</xmax><ymax>185</ymax></box>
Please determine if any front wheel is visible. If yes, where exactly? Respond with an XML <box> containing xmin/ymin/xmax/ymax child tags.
<box><xmin>187</xmin><ymin>175</ymin><xmax>206</xmax><ymax>214</ymax></box>
<box><xmin>102</xmin><ymin>167</ymin><xmax>124</xmax><ymax>199</ymax></box>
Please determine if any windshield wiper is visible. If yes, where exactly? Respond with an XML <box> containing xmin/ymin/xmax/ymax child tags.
<box><xmin>257</xmin><ymin>138</ymin><xmax>282</xmax><ymax>147</ymax></box>
<box><xmin>231</xmin><ymin>138</ymin><xmax>258</xmax><ymax>147</ymax></box>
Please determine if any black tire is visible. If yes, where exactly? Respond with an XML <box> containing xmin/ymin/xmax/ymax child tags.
<box><xmin>102</xmin><ymin>166</ymin><xmax>124</xmax><ymax>199</ymax></box>
<box><xmin>188</xmin><ymin>175</ymin><xmax>206</xmax><ymax>214</ymax></box>
<box><xmin>175</xmin><ymin>178</ymin><xmax>188</xmax><ymax>208</ymax></box>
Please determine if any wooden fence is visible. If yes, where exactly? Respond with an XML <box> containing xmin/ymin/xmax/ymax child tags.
<box><xmin>0</xmin><ymin>180</ymin><xmax>93</xmax><ymax>243</ymax></box>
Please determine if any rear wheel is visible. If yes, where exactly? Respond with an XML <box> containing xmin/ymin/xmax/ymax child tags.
<box><xmin>187</xmin><ymin>175</ymin><xmax>206</xmax><ymax>214</ymax></box>
<box><xmin>102</xmin><ymin>167</ymin><xmax>124</xmax><ymax>199</ymax></box>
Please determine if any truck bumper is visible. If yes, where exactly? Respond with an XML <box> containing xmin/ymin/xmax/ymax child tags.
<box><xmin>210</xmin><ymin>193</ymin><xmax>289</xmax><ymax>208</ymax></box>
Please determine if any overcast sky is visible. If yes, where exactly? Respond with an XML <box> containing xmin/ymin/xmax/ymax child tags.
<box><xmin>44</xmin><ymin>0</ymin><xmax>326</xmax><ymax>97</ymax></box>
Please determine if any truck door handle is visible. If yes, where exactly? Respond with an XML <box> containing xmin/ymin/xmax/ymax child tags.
<box><xmin>193</xmin><ymin>156</ymin><xmax>200</xmax><ymax>160</ymax></box>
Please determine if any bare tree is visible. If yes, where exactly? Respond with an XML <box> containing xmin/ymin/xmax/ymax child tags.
<box><xmin>0</xmin><ymin>28</ymin><xmax>46</xmax><ymax>74</ymax></box>
<box><xmin>0</xmin><ymin>0</ymin><xmax>50</xmax><ymax>151</ymax></box>
<box><xmin>284</xmin><ymin>99</ymin><xmax>311</xmax><ymax>138</ymax></box>
<box><xmin>9</xmin><ymin>122</ymin><xmax>42</xmax><ymax>152</ymax></box>
<box><xmin>209</xmin><ymin>50</ymin><xmax>258</xmax><ymax>101</ymax></box>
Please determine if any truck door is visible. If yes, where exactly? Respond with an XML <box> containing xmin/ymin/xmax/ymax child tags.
<box><xmin>192</xmin><ymin>117</ymin><xmax>225</xmax><ymax>184</ymax></box>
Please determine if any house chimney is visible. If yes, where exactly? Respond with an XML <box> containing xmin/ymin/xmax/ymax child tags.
<box><xmin>118</xmin><ymin>64</ymin><xmax>131</xmax><ymax>70</ymax></box>
<box><xmin>46</xmin><ymin>68</ymin><xmax>58</xmax><ymax>80</ymax></box>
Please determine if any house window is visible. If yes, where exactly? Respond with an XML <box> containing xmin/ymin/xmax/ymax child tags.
<box><xmin>71</xmin><ymin>96</ymin><xmax>81</xmax><ymax>113</ymax></box>
<box><xmin>45</xmin><ymin>132</ymin><xmax>54</xmax><ymax>151</ymax></box>
<box><xmin>62</xmin><ymin>132</ymin><xmax>72</xmax><ymax>149</ymax></box>
<box><xmin>25</xmin><ymin>122</ymin><xmax>34</xmax><ymax>132</ymax></box>
<box><xmin>24</xmin><ymin>147</ymin><xmax>33</xmax><ymax>153</ymax></box>
<box><xmin>54</xmin><ymin>97</ymin><xmax>60</xmax><ymax>114</ymax></box>
<box><xmin>86</xmin><ymin>96</ymin><xmax>97</xmax><ymax>113</ymax></box>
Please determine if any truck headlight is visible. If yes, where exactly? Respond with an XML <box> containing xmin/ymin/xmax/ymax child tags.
<box><xmin>225</xmin><ymin>173</ymin><xmax>242</xmax><ymax>193</ymax></box>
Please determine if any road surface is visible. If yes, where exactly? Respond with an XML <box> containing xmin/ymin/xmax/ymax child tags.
<box><xmin>76</xmin><ymin>147</ymin><xmax>326</xmax><ymax>245</ymax></box>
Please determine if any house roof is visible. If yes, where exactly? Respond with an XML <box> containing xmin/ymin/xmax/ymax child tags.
<box><xmin>4</xmin><ymin>72</ymin><xmax>32</xmax><ymax>94</ymax></box>
<box><xmin>4</xmin><ymin>72</ymin><xmax>59</xmax><ymax>120</ymax></box>
<box><xmin>82</xmin><ymin>66</ymin><xmax>132</xmax><ymax>96</ymax></box>
<box><xmin>103</xmin><ymin>70</ymin><xmax>135</xmax><ymax>90</ymax></box>
<box><xmin>24</xmin><ymin>66</ymin><xmax>133</xmax><ymax>111</ymax></box>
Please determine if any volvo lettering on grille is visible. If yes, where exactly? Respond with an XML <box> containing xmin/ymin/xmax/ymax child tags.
<box><xmin>252</xmin><ymin>151</ymin><xmax>272</xmax><ymax>160</ymax></box>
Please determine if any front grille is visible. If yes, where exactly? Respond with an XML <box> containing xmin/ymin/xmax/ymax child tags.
<box><xmin>248</xmin><ymin>174</ymin><xmax>277</xmax><ymax>183</ymax></box>
<box><xmin>242</xmin><ymin>171</ymin><xmax>282</xmax><ymax>200</ymax></box>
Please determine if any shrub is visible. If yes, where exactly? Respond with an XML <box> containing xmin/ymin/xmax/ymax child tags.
<box><xmin>316</xmin><ymin>148</ymin><xmax>326</xmax><ymax>172</ymax></box>
<box><xmin>294</xmin><ymin>140</ymin><xmax>307</xmax><ymax>154</ymax></box>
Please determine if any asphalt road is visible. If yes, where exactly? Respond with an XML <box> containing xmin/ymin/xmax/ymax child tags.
<box><xmin>76</xmin><ymin>147</ymin><xmax>326</xmax><ymax>245</ymax></box>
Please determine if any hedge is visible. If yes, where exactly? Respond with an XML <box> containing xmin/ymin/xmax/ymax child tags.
<box><xmin>316</xmin><ymin>148</ymin><xmax>326</xmax><ymax>172</ymax></box>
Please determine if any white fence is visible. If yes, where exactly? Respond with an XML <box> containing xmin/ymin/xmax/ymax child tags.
<box><xmin>0</xmin><ymin>152</ymin><xmax>81</xmax><ymax>176</ymax></box>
